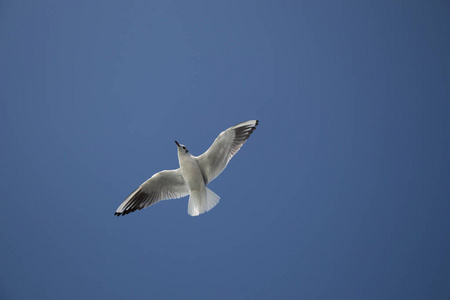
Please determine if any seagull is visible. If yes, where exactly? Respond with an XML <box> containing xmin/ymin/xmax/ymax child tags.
<box><xmin>115</xmin><ymin>120</ymin><xmax>259</xmax><ymax>216</ymax></box>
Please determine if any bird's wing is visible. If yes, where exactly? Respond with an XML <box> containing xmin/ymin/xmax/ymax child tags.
<box><xmin>195</xmin><ymin>120</ymin><xmax>258</xmax><ymax>185</ymax></box>
<box><xmin>115</xmin><ymin>169</ymin><xmax>190</xmax><ymax>216</ymax></box>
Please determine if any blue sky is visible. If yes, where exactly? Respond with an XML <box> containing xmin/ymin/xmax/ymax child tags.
<box><xmin>1</xmin><ymin>1</ymin><xmax>449</xmax><ymax>299</ymax></box>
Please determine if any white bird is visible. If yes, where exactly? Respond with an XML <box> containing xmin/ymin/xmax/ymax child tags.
<box><xmin>115</xmin><ymin>120</ymin><xmax>259</xmax><ymax>216</ymax></box>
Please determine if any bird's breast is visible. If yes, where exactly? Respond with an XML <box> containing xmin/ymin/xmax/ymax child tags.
<box><xmin>179</xmin><ymin>155</ymin><xmax>204</xmax><ymax>191</ymax></box>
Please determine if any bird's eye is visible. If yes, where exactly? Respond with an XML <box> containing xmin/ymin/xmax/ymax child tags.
<box><xmin>183</xmin><ymin>146</ymin><xmax>186</xmax><ymax>149</ymax></box>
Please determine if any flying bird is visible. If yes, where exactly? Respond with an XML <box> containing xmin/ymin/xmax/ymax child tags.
<box><xmin>115</xmin><ymin>120</ymin><xmax>259</xmax><ymax>216</ymax></box>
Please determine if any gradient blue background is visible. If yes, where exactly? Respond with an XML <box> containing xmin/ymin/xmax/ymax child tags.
<box><xmin>1</xmin><ymin>1</ymin><xmax>449</xmax><ymax>299</ymax></box>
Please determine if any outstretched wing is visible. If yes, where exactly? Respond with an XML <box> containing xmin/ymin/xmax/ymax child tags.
<box><xmin>115</xmin><ymin>169</ymin><xmax>190</xmax><ymax>216</ymax></box>
<box><xmin>195</xmin><ymin>120</ymin><xmax>258</xmax><ymax>185</ymax></box>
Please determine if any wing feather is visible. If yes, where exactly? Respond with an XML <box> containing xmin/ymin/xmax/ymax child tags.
<box><xmin>115</xmin><ymin>169</ymin><xmax>190</xmax><ymax>216</ymax></box>
<box><xmin>195</xmin><ymin>120</ymin><xmax>258</xmax><ymax>184</ymax></box>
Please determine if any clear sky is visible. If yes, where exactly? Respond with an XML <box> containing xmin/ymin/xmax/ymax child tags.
<box><xmin>1</xmin><ymin>1</ymin><xmax>449</xmax><ymax>299</ymax></box>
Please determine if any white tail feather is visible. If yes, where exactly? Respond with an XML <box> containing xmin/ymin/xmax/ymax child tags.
<box><xmin>205</xmin><ymin>188</ymin><xmax>220</xmax><ymax>212</ymax></box>
<box><xmin>187</xmin><ymin>187</ymin><xmax>220</xmax><ymax>216</ymax></box>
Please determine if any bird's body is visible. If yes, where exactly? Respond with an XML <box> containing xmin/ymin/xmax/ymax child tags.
<box><xmin>178</xmin><ymin>148</ymin><xmax>203</xmax><ymax>191</ymax></box>
<box><xmin>177</xmin><ymin>147</ymin><xmax>217</xmax><ymax>216</ymax></box>
<box><xmin>115</xmin><ymin>120</ymin><xmax>258</xmax><ymax>216</ymax></box>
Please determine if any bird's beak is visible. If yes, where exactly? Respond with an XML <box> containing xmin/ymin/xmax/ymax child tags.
<box><xmin>175</xmin><ymin>141</ymin><xmax>180</xmax><ymax>147</ymax></box>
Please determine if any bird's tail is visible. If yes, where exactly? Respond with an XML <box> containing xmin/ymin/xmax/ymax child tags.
<box><xmin>188</xmin><ymin>187</ymin><xmax>220</xmax><ymax>216</ymax></box>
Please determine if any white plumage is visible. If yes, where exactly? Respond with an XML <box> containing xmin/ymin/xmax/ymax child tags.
<box><xmin>115</xmin><ymin>120</ymin><xmax>258</xmax><ymax>216</ymax></box>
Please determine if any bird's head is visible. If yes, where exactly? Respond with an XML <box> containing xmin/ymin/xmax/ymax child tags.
<box><xmin>175</xmin><ymin>141</ymin><xmax>189</xmax><ymax>154</ymax></box>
